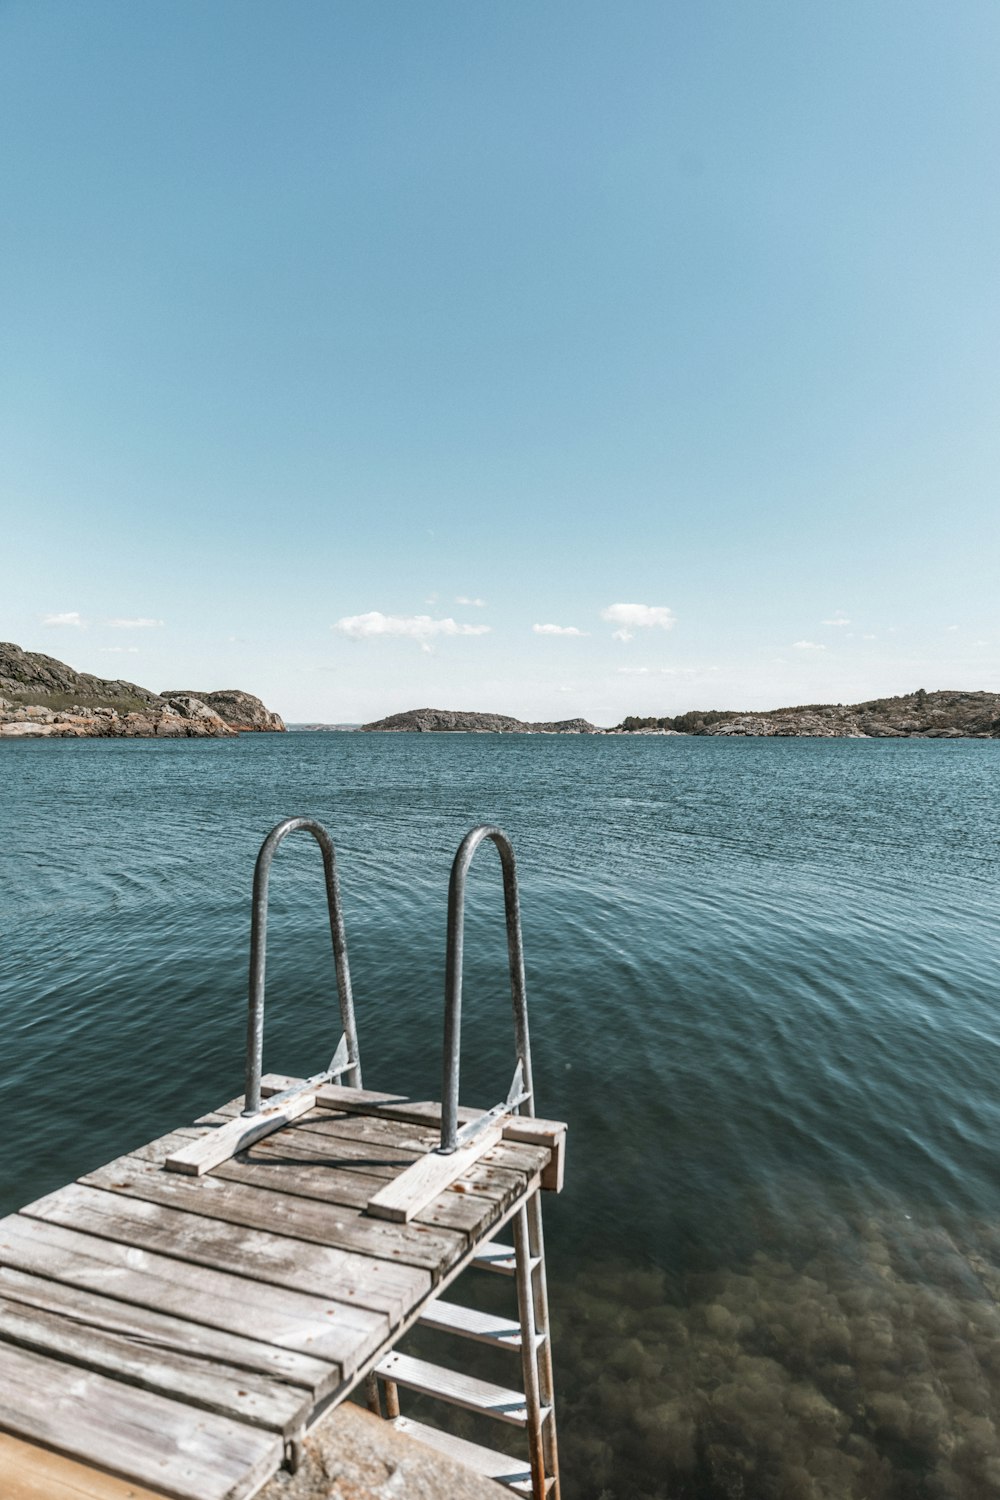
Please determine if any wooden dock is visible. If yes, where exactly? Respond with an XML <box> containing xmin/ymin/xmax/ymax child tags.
<box><xmin>0</xmin><ymin>1073</ymin><xmax>566</xmax><ymax>1500</ymax></box>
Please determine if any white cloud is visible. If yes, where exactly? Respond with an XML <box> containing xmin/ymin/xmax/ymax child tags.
<box><xmin>455</xmin><ymin>596</ymin><xmax>487</xmax><ymax>608</ymax></box>
<box><xmin>533</xmin><ymin>623</ymin><xmax>587</xmax><ymax>637</ymax></box>
<box><xmin>106</xmin><ymin>617</ymin><xmax>163</xmax><ymax>629</ymax></box>
<box><xmin>947</xmin><ymin>625</ymin><xmax>959</xmax><ymax>632</ymax></box>
<box><xmin>821</xmin><ymin>614</ymin><xmax>851</xmax><ymax>626</ymax></box>
<box><xmin>792</xmin><ymin>641</ymin><xmax>826</xmax><ymax>651</ymax></box>
<box><xmin>42</xmin><ymin>611</ymin><xmax>83</xmax><ymax>627</ymax></box>
<box><xmin>862</xmin><ymin>633</ymin><xmax>876</xmax><ymax>640</ymax></box>
<box><xmin>334</xmin><ymin>611</ymin><xmax>492</xmax><ymax>653</ymax></box>
<box><xmin>600</xmin><ymin>602</ymin><xmax>676</xmax><ymax>642</ymax></box>
<box><xmin>99</xmin><ymin>646</ymin><xmax>140</xmax><ymax>654</ymax></box>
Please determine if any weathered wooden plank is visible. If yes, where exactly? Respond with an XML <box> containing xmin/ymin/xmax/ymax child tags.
<box><xmin>0</xmin><ymin>1295</ymin><xmax>310</xmax><ymax>1436</ymax></box>
<box><xmin>366</xmin><ymin>1123</ymin><xmax>506</xmax><ymax>1223</ymax></box>
<box><xmin>261</xmin><ymin>1075</ymin><xmax>566</xmax><ymax>1192</ymax></box>
<box><xmin>0</xmin><ymin>1264</ymin><xmax>331</xmax><ymax>1394</ymax></box>
<box><xmin>249</xmin><ymin>1116</ymin><xmax>546</xmax><ymax>1196</ymax></box>
<box><xmin>19</xmin><ymin>1185</ymin><xmax>421</xmax><ymax>1325</ymax></box>
<box><xmin>203</xmin><ymin>1097</ymin><xmax>551</xmax><ymax>1183</ymax></box>
<box><xmin>0</xmin><ymin>1340</ymin><xmax>281</xmax><ymax>1500</ymax></box>
<box><xmin>389</xmin><ymin>1416</ymin><xmax>533</xmax><ymax>1490</ymax></box>
<box><xmin>164</xmin><ymin>1094</ymin><xmax>317</xmax><ymax>1177</ymax></box>
<box><xmin>79</xmin><ymin>1154</ymin><xmax>466</xmax><ymax>1275</ymax></box>
<box><xmin>375</xmin><ymin>1350</ymin><xmax>536</xmax><ymax>1427</ymax></box>
<box><xmin>130</xmin><ymin>1127</ymin><xmax>516</xmax><ymax>1236</ymax></box>
<box><xmin>0</xmin><ymin>1430</ymin><xmax>175</xmax><ymax>1500</ymax></box>
<box><xmin>221</xmin><ymin>1153</ymin><xmax>496</xmax><ymax>1237</ymax></box>
<box><xmin>0</xmin><ymin>1206</ymin><xmax>383</xmax><ymax>1374</ymax></box>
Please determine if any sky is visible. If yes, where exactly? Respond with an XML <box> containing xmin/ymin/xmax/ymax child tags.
<box><xmin>2</xmin><ymin>1</ymin><xmax>998</xmax><ymax>726</ymax></box>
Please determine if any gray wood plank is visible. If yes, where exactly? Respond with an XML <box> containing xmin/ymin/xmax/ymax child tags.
<box><xmin>261</xmin><ymin>1077</ymin><xmax>566</xmax><ymax>1193</ymax></box>
<box><xmin>0</xmin><ymin>1212</ymin><xmax>383</xmax><ymax>1372</ymax></box>
<box><xmin>206</xmin><ymin>1098</ymin><xmax>549</xmax><ymax>1180</ymax></box>
<box><xmin>0</xmin><ymin>1340</ymin><xmax>281</xmax><ymax>1500</ymax></box>
<box><xmin>79</xmin><ymin>1153</ymin><xmax>467</xmax><ymax>1274</ymax></box>
<box><xmin>18</xmin><ymin>1185</ymin><xmax>426</xmax><ymax>1322</ymax></box>
<box><xmin>0</xmin><ymin>1264</ymin><xmax>330</xmax><ymax>1394</ymax></box>
<box><xmin>268</xmin><ymin>1112</ymin><xmax>551</xmax><ymax>1184</ymax></box>
<box><xmin>133</xmin><ymin>1128</ymin><xmax>511</xmax><ymax>1235</ymax></box>
<box><xmin>0</xmin><ymin>1295</ymin><xmax>309</xmax><ymax>1436</ymax></box>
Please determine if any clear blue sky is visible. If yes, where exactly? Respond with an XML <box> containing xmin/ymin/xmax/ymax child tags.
<box><xmin>2</xmin><ymin>0</ymin><xmax>998</xmax><ymax>724</ymax></box>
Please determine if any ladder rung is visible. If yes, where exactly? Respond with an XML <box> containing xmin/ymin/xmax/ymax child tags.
<box><xmin>471</xmin><ymin>1241</ymin><xmax>540</xmax><ymax>1276</ymax></box>
<box><xmin>390</xmin><ymin>1415</ymin><xmax>533</xmax><ymax>1489</ymax></box>
<box><xmin>376</xmin><ymin>1351</ymin><xmax>545</xmax><ymax>1428</ymax></box>
<box><xmin>418</xmin><ymin>1297</ymin><xmax>545</xmax><ymax>1351</ymax></box>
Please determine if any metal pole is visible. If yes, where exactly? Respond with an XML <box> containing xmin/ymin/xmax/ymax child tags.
<box><xmin>440</xmin><ymin>824</ymin><xmax>534</xmax><ymax>1152</ymax></box>
<box><xmin>243</xmin><ymin>816</ymin><xmax>361</xmax><ymax>1116</ymax></box>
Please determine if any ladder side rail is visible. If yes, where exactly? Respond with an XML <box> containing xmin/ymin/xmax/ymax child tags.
<box><xmin>244</xmin><ymin>816</ymin><xmax>362</xmax><ymax>1117</ymax></box>
<box><xmin>513</xmin><ymin>1204</ymin><xmax>547</xmax><ymax>1500</ymax></box>
<box><xmin>526</xmin><ymin>1191</ymin><xmax>560</xmax><ymax>1498</ymax></box>
<box><xmin>441</xmin><ymin>825</ymin><xmax>535</xmax><ymax>1154</ymax></box>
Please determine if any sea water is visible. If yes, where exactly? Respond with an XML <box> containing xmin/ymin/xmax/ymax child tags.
<box><xmin>3</xmin><ymin>732</ymin><xmax>1000</xmax><ymax>1498</ymax></box>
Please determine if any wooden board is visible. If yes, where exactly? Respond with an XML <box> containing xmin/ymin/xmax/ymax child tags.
<box><xmin>366</xmin><ymin>1123</ymin><xmax>505</xmax><ymax>1223</ymax></box>
<box><xmin>0</xmin><ymin>1294</ymin><xmax>310</xmax><ymax>1436</ymax></box>
<box><xmin>250</xmin><ymin>1113</ymin><xmax>548</xmax><ymax>1193</ymax></box>
<box><xmin>200</xmin><ymin>1100</ymin><xmax>551</xmax><ymax>1184</ymax></box>
<box><xmin>0</xmin><ymin>1430</ymin><xmax>174</xmax><ymax>1500</ymax></box>
<box><xmin>0</xmin><ymin>1264</ymin><xmax>331</xmax><ymax>1394</ymax></box>
<box><xmin>0</xmin><ymin>1341</ymin><xmax>281</xmax><ymax>1500</ymax></box>
<box><xmin>0</xmin><ymin>1212</ymin><xmax>384</xmax><ymax>1370</ymax></box>
<box><xmin>78</xmin><ymin>1155</ymin><xmax>465</xmax><ymax>1276</ymax></box>
<box><xmin>260</xmin><ymin>1076</ymin><xmax>567</xmax><ymax>1192</ymax></box>
<box><xmin>375</xmin><ymin>1350</ymin><xmax>532</xmax><ymax>1426</ymax></box>
<box><xmin>132</xmin><ymin>1127</ymin><xmax>514</xmax><ymax>1237</ymax></box>
<box><xmin>164</xmin><ymin>1094</ymin><xmax>316</xmax><ymax>1176</ymax></box>
<box><xmin>23</xmin><ymin>1182</ymin><xmax>428</xmax><ymax>1322</ymax></box>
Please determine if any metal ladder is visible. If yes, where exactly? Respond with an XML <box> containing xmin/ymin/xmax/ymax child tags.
<box><xmin>367</xmin><ymin>826</ymin><xmax>560</xmax><ymax>1500</ymax></box>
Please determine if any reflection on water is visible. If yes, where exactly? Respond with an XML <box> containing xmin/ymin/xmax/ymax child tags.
<box><xmin>556</xmin><ymin>1188</ymin><xmax>1000</xmax><ymax>1499</ymax></box>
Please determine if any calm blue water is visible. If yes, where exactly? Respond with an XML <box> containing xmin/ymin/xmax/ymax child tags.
<box><xmin>3</xmin><ymin>733</ymin><xmax>1000</xmax><ymax>1498</ymax></box>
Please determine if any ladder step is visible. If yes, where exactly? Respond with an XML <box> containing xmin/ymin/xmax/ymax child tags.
<box><xmin>471</xmin><ymin>1241</ymin><xmax>540</xmax><ymax>1277</ymax></box>
<box><xmin>375</xmin><ymin>1351</ymin><xmax>545</xmax><ymax>1429</ymax></box>
<box><xmin>390</xmin><ymin>1415</ymin><xmax>533</xmax><ymax>1489</ymax></box>
<box><xmin>418</xmin><ymin>1298</ymin><xmax>544</xmax><ymax>1351</ymax></box>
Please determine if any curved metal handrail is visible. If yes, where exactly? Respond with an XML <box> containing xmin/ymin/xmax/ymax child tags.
<box><xmin>440</xmin><ymin>824</ymin><xmax>534</xmax><ymax>1153</ymax></box>
<box><xmin>243</xmin><ymin>817</ymin><xmax>362</xmax><ymax>1116</ymax></box>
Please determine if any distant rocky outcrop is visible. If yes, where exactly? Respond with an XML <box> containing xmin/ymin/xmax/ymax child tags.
<box><xmin>612</xmin><ymin>690</ymin><xmax>1000</xmax><ymax>738</ymax></box>
<box><xmin>161</xmin><ymin>689</ymin><xmax>285</xmax><ymax>733</ymax></box>
<box><xmin>0</xmin><ymin>641</ymin><xmax>284</xmax><ymax>739</ymax></box>
<box><xmin>360</xmin><ymin>707</ymin><xmax>598</xmax><ymax>734</ymax></box>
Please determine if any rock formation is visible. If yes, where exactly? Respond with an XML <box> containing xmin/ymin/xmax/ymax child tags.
<box><xmin>161</xmin><ymin>689</ymin><xmax>285</xmax><ymax>732</ymax></box>
<box><xmin>612</xmin><ymin>690</ymin><xmax>1000</xmax><ymax>738</ymax></box>
<box><xmin>360</xmin><ymin>707</ymin><xmax>598</xmax><ymax>733</ymax></box>
<box><xmin>0</xmin><ymin>641</ymin><xmax>284</xmax><ymax>739</ymax></box>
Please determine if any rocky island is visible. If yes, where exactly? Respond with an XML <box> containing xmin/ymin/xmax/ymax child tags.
<box><xmin>611</xmin><ymin>689</ymin><xmax>1000</xmax><ymax>737</ymax></box>
<box><xmin>0</xmin><ymin>641</ymin><xmax>285</xmax><ymax>739</ymax></box>
<box><xmin>360</xmin><ymin>707</ymin><xmax>599</xmax><ymax>733</ymax></box>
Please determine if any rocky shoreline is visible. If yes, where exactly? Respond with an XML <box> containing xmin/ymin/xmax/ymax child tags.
<box><xmin>0</xmin><ymin>642</ymin><xmax>285</xmax><ymax>739</ymax></box>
